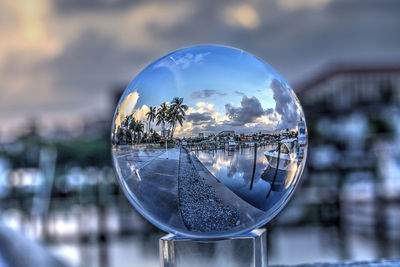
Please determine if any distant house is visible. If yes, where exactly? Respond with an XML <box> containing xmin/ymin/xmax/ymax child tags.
<box><xmin>217</xmin><ymin>130</ymin><xmax>235</xmax><ymax>137</ymax></box>
<box><xmin>240</xmin><ymin>135</ymin><xmax>253</xmax><ymax>141</ymax></box>
<box><xmin>198</xmin><ymin>133</ymin><xmax>204</xmax><ymax>138</ymax></box>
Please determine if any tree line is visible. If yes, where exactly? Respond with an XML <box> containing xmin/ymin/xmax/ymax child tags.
<box><xmin>114</xmin><ymin>97</ymin><xmax>188</xmax><ymax>145</ymax></box>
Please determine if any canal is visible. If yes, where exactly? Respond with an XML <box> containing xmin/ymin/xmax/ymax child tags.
<box><xmin>194</xmin><ymin>145</ymin><xmax>301</xmax><ymax>212</ymax></box>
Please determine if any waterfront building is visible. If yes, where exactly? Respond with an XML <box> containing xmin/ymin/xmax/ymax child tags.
<box><xmin>294</xmin><ymin>63</ymin><xmax>400</xmax><ymax>235</ymax></box>
<box><xmin>217</xmin><ymin>130</ymin><xmax>235</xmax><ymax>137</ymax></box>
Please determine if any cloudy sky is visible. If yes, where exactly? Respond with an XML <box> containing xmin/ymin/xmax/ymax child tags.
<box><xmin>1</xmin><ymin>0</ymin><xmax>400</xmax><ymax>137</ymax></box>
<box><xmin>113</xmin><ymin>45</ymin><xmax>303</xmax><ymax>137</ymax></box>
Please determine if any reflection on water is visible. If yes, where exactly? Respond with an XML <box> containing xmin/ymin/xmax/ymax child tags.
<box><xmin>44</xmin><ymin>226</ymin><xmax>400</xmax><ymax>267</ymax></box>
<box><xmin>195</xmin><ymin>145</ymin><xmax>299</xmax><ymax>212</ymax></box>
<box><xmin>2</xmin><ymin>164</ymin><xmax>400</xmax><ymax>266</ymax></box>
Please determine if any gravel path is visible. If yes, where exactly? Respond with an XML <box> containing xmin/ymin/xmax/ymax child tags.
<box><xmin>178</xmin><ymin>147</ymin><xmax>240</xmax><ymax>232</ymax></box>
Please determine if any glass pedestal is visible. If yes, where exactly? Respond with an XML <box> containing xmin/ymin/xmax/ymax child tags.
<box><xmin>159</xmin><ymin>228</ymin><xmax>267</xmax><ymax>267</ymax></box>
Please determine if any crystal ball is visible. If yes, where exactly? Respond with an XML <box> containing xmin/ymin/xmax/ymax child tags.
<box><xmin>111</xmin><ymin>45</ymin><xmax>308</xmax><ymax>237</ymax></box>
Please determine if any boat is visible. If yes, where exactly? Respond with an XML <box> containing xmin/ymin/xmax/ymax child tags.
<box><xmin>228</xmin><ymin>140</ymin><xmax>238</xmax><ymax>150</ymax></box>
<box><xmin>297</xmin><ymin>120</ymin><xmax>307</xmax><ymax>161</ymax></box>
<box><xmin>263</xmin><ymin>138</ymin><xmax>298</xmax><ymax>171</ymax></box>
<box><xmin>260</xmin><ymin>138</ymin><xmax>298</xmax><ymax>192</ymax></box>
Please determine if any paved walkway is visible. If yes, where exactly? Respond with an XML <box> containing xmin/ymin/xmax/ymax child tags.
<box><xmin>114</xmin><ymin>147</ymin><xmax>186</xmax><ymax>230</ymax></box>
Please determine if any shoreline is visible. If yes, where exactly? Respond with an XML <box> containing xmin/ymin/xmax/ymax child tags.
<box><xmin>178</xmin><ymin>146</ymin><xmax>266</xmax><ymax>233</ymax></box>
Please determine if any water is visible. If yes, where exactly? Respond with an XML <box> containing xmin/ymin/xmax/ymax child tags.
<box><xmin>195</xmin><ymin>145</ymin><xmax>296</xmax><ymax>212</ymax></box>
<box><xmin>45</xmin><ymin>226</ymin><xmax>400</xmax><ymax>267</ymax></box>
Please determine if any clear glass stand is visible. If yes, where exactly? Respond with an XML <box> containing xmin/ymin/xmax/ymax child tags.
<box><xmin>159</xmin><ymin>228</ymin><xmax>267</xmax><ymax>267</ymax></box>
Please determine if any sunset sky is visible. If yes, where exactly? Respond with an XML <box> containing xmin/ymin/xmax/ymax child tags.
<box><xmin>1</xmin><ymin>0</ymin><xmax>400</xmax><ymax>138</ymax></box>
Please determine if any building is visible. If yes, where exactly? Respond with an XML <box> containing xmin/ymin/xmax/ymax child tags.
<box><xmin>292</xmin><ymin>63</ymin><xmax>400</xmax><ymax>233</ymax></box>
<box><xmin>217</xmin><ymin>130</ymin><xmax>235</xmax><ymax>137</ymax></box>
<box><xmin>297</xmin><ymin>64</ymin><xmax>400</xmax><ymax>112</ymax></box>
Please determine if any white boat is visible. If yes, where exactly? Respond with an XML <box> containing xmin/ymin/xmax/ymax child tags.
<box><xmin>228</xmin><ymin>140</ymin><xmax>238</xmax><ymax>150</ymax></box>
<box><xmin>264</xmin><ymin>138</ymin><xmax>298</xmax><ymax>171</ymax></box>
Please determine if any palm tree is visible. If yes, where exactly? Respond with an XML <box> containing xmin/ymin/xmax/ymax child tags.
<box><xmin>135</xmin><ymin>121</ymin><xmax>144</xmax><ymax>143</ymax></box>
<box><xmin>156</xmin><ymin>102</ymin><xmax>169</xmax><ymax>137</ymax></box>
<box><xmin>146</xmin><ymin>106</ymin><xmax>157</xmax><ymax>136</ymax></box>
<box><xmin>127</xmin><ymin>115</ymin><xmax>136</xmax><ymax>144</ymax></box>
<box><xmin>121</xmin><ymin>115</ymin><xmax>131</xmax><ymax>144</ymax></box>
<box><xmin>142</xmin><ymin>132</ymin><xmax>148</xmax><ymax>143</ymax></box>
<box><xmin>116</xmin><ymin>126</ymin><xmax>123</xmax><ymax>145</ymax></box>
<box><xmin>168</xmin><ymin>97</ymin><xmax>188</xmax><ymax>138</ymax></box>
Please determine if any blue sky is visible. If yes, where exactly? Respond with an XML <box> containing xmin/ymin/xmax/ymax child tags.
<box><xmin>132</xmin><ymin>45</ymin><xmax>277</xmax><ymax>111</ymax></box>
<box><xmin>115</xmin><ymin>45</ymin><xmax>303</xmax><ymax>137</ymax></box>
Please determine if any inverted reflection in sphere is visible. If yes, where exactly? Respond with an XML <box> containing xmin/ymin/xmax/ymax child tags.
<box><xmin>111</xmin><ymin>45</ymin><xmax>308</xmax><ymax>238</ymax></box>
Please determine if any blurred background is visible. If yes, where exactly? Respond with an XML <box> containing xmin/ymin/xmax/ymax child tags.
<box><xmin>1</xmin><ymin>0</ymin><xmax>400</xmax><ymax>266</ymax></box>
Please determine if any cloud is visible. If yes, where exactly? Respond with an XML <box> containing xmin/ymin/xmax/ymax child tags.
<box><xmin>225</xmin><ymin>96</ymin><xmax>272</xmax><ymax>126</ymax></box>
<box><xmin>172</xmin><ymin>51</ymin><xmax>210</xmax><ymax>69</ymax></box>
<box><xmin>186</xmin><ymin>112</ymin><xmax>214</xmax><ymax>125</ymax></box>
<box><xmin>276</xmin><ymin>0</ymin><xmax>332</xmax><ymax>12</ymax></box>
<box><xmin>234</xmin><ymin>90</ymin><xmax>245</xmax><ymax>96</ymax></box>
<box><xmin>47</xmin><ymin>30</ymin><xmax>140</xmax><ymax>93</ymax></box>
<box><xmin>54</xmin><ymin>0</ymin><xmax>134</xmax><ymax>13</ymax></box>
<box><xmin>2</xmin><ymin>0</ymin><xmax>400</xmax><ymax>136</ymax></box>
<box><xmin>190</xmin><ymin>89</ymin><xmax>227</xmax><ymax>99</ymax></box>
<box><xmin>174</xmin><ymin>101</ymin><xmax>221</xmax><ymax>137</ymax></box>
<box><xmin>113</xmin><ymin>91</ymin><xmax>139</xmax><ymax>129</ymax></box>
<box><xmin>133</xmin><ymin>104</ymin><xmax>150</xmax><ymax>122</ymax></box>
<box><xmin>0</xmin><ymin>0</ymin><xmax>193</xmax><ymax>128</ymax></box>
<box><xmin>221</xmin><ymin>4</ymin><xmax>260</xmax><ymax>29</ymax></box>
<box><xmin>270</xmin><ymin>79</ymin><xmax>300</xmax><ymax>130</ymax></box>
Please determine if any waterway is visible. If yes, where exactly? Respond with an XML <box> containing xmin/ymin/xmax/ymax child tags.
<box><xmin>194</xmin><ymin>145</ymin><xmax>301</xmax><ymax>212</ymax></box>
<box><xmin>45</xmin><ymin>225</ymin><xmax>400</xmax><ymax>267</ymax></box>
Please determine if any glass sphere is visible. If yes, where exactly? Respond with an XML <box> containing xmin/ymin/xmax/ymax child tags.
<box><xmin>111</xmin><ymin>45</ymin><xmax>308</xmax><ymax>238</ymax></box>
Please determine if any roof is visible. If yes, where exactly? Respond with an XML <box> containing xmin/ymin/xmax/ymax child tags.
<box><xmin>295</xmin><ymin>63</ymin><xmax>400</xmax><ymax>94</ymax></box>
